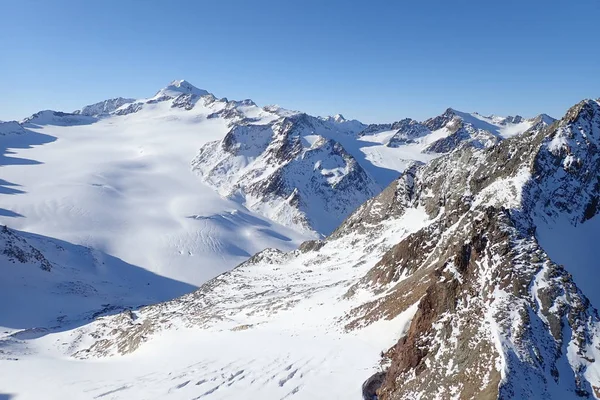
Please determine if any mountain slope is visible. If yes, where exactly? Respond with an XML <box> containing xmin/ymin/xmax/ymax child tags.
<box><xmin>0</xmin><ymin>81</ymin><xmax>310</xmax><ymax>286</ymax></box>
<box><xmin>353</xmin><ymin>99</ymin><xmax>600</xmax><ymax>399</ymax></box>
<box><xmin>0</xmin><ymin>225</ymin><xmax>194</xmax><ymax>356</ymax></box>
<box><xmin>192</xmin><ymin>112</ymin><xmax>381</xmax><ymax>234</ymax></box>
<box><xmin>4</xmin><ymin>98</ymin><xmax>598</xmax><ymax>399</ymax></box>
<box><xmin>73</xmin><ymin>97</ymin><xmax>135</xmax><ymax>116</ymax></box>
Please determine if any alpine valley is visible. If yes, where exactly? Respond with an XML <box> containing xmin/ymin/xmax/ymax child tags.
<box><xmin>1</xmin><ymin>80</ymin><xmax>599</xmax><ymax>400</ymax></box>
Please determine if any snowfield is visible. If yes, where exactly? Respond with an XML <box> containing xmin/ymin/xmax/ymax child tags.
<box><xmin>0</xmin><ymin>91</ymin><xmax>309</xmax><ymax>287</ymax></box>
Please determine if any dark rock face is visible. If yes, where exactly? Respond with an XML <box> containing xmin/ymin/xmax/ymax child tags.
<box><xmin>193</xmin><ymin>112</ymin><xmax>380</xmax><ymax>234</ymax></box>
<box><xmin>1</xmin><ymin>226</ymin><xmax>52</xmax><ymax>271</ymax></box>
<box><xmin>171</xmin><ymin>93</ymin><xmax>200</xmax><ymax>110</ymax></box>
<box><xmin>386</xmin><ymin>119</ymin><xmax>430</xmax><ymax>147</ymax></box>
<box><xmin>423</xmin><ymin>108</ymin><xmax>457</xmax><ymax>131</ymax></box>
<box><xmin>355</xmin><ymin>99</ymin><xmax>600</xmax><ymax>399</ymax></box>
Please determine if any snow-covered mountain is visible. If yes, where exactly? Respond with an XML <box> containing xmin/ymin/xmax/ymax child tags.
<box><xmin>3</xmin><ymin>97</ymin><xmax>598</xmax><ymax>399</ymax></box>
<box><xmin>73</xmin><ymin>97</ymin><xmax>135</xmax><ymax>116</ymax></box>
<box><xmin>0</xmin><ymin>120</ymin><xmax>27</xmax><ymax>136</ymax></box>
<box><xmin>192</xmin><ymin>112</ymin><xmax>381</xmax><ymax>234</ymax></box>
<box><xmin>191</xmin><ymin>102</ymin><xmax>553</xmax><ymax>235</ymax></box>
<box><xmin>0</xmin><ymin>225</ymin><xmax>194</xmax><ymax>341</ymax></box>
<box><xmin>3</xmin><ymin>78</ymin><xmax>596</xmax><ymax>399</ymax></box>
<box><xmin>0</xmin><ymin>80</ymin><xmax>311</xmax><ymax>286</ymax></box>
<box><xmin>7</xmin><ymin>79</ymin><xmax>552</xmax><ymax>237</ymax></box>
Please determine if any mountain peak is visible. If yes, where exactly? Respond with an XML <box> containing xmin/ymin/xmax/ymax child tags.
<box><xmin>332</xmin><ymin>113</ymin><xmax>346</xmax><ymax>122</ymax></box>
<box><xmin>156</xmin><ymin>79</ymin><xmax>210</xmax><ymax>98</ymax></box>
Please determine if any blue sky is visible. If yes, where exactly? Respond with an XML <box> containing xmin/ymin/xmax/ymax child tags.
<box><xmin>1</xmin><ymin>0</ymin><xmax>599</xmax><ymax>123</ymax></box>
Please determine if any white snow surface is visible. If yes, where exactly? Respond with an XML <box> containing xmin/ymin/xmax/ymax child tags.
<box><xmin>0</xmin><ymin>88</ymin><xmax>309</xmax><ymax>287</ymax></box>
<box><xmin>0</xmin><ymin>199</ymin><xmax>431</xmax><ymax>399</ymax></box>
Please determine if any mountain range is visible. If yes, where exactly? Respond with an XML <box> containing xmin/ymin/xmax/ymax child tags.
<box><xmin>1</xmin><ymin>80</ymin><xmax>599</xmax><ymax>400</ymax></box>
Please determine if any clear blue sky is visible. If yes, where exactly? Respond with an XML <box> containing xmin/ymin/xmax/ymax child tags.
<box><xmin>1</xmin><ymin>0</ymin><xmax>599</xmax><ymax>123</ymax></box>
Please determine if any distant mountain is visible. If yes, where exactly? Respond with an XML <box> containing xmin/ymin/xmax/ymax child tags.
<box><xmin>0</xmin><ymin>120</ymin><xmax>27</xmax><ymax>135</ymax></box>
<box><xmin>192</xmin><ymin>112</ymin><xmax>379</xmax><ymax>235</ymax></box>
<box><xmin>421</xmin><ymin>107</ymin><xmax>556</xmax><ymax>153</ymax></box>
<box><xmin>73</xmin><ymin>97</ymin><xmax>135</xmax><ymax>116</ymax></box>
<box><xmin>21</xmin><ymin>110</ymin><xmax>97</xmax><ymax>126</ymax></box>
<box><xmin>12</xmin><ymin>80</ymin><xmax>556</xmax><ymax>236</ymax></box>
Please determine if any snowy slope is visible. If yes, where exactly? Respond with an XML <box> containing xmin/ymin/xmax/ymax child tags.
<box><xmin>192</xmin><ymin>112</ymin><xmax>383</xmax><ymax>234</ymax></box>
<box><xmin>0</xmin><ymin>82</ymin><xmax>309</xmax><ymax>287</ymax></box>
<box><xmin>1</xmin><ymin>97</ymin><xmax>596</xmax><ymax>400</ymax></box>
<box><xmin>0</xmin><ymin>226</ymin><xmax>194</xmax><ymax>338</ymax></box>
<box><xmin>1</xmin><ymin>197</ymin><xmax>432</xmax><ymax>399</ymax></box>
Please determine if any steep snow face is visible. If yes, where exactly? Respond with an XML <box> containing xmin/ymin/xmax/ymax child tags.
<box><xmin>193</xmin><ymin>113</ymin><xmax>380</xmax><ymax>234</ymax></box>
<box><xmin>0</xmin><ymin>120</ymin><xmax>27</xmax><ymax>135</ymax></box>
<box><xmin>0</xmin><ymin>226</ymin><xmax>194</xmax><ymax>339</ymax></box>
<box><xmin>0</xmin><ymin>82</ymin><xmax>310</xmax><ymax>287</ymax></box>
<box><xmin>73</xmin><ymin>97</ymin><xmax>135</xmax><ymax>116</ymax></box>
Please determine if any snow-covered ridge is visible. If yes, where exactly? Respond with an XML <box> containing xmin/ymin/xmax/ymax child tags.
<box><xmin>73</xmin><ymin>97</ymin><xmax>135</xmax><ymax>116</ymax></box>
<box><xmin>193</xmin><ymin>112</ymin><xmax>379</xmax><ymax>234</ymax></box>
<box><xmin>21</xmin><ymin>110</ymin><xmax>97</xmax><ymax>127</ymax></box>
<box><xmin>46</xmin><ymin>96</ymin><xmax>600</xmax><ymax>399</ymax></box>
<box><xmin>0</xmin><ymin>120</ymin><xmax>27</xmax><ymax>135</ymax></box>
<box><xmin>11</xmin><ymin>80</ymin><xmax>556</xmax><ymax>237</ymax></box>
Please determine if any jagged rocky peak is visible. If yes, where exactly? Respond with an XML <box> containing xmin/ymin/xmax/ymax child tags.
<box><xmin>73</xmin><ymin>97</ymin><xmax>135</xmax><ymax>116</ymax></box>
<box><xmin>193</xmin><ymin>110</ymin><xmax>378</xmax><ymax>234</ymax></box>
<box><xmin>357</xmin><ymin>118</ymin><xmax>429</xmax><ymax>142</ymax></box>
<box><xmin>532</xmin><ymin>98</ymin><xmax>600</xmax><ymax>225</ymax></box>
<box><xmin>386</xmin><ymin>118</ymin><xmax>431</xmax><ymax>147</ymax></box>
<box><xmin>349</xmin><ymin>98</ymin><xmax>600</xmax><ymax>399</ymax></box>
<box><xmin>502</xmin><ymin>114</ymin><xmax>525</xmax><ymax>124</ymax></box>
<box><xmin>422</xmin><ymin>107</ymin><xmax>458</xmax><ymax>131</ymax></box>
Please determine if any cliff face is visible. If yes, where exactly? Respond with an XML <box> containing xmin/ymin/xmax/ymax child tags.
<box><xmin>356</xmin><ymin>100</ymin><xmax>600</xmax><ymax>399</ymax></box>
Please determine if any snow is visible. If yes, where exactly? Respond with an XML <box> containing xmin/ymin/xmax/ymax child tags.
<box><xmin>0</xmin><ymin>194</ymin><xmax>430</xmax><ymax>399</ymax></box>
<box><xmin>0</xmin><ymin>95</ymin><xmax>309</xmax><ymax>288</ymax></box>
<box><xmin>452</xmin><ymin>109</ymin><xmax>535</xmax><ymax>139</ymax></box>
